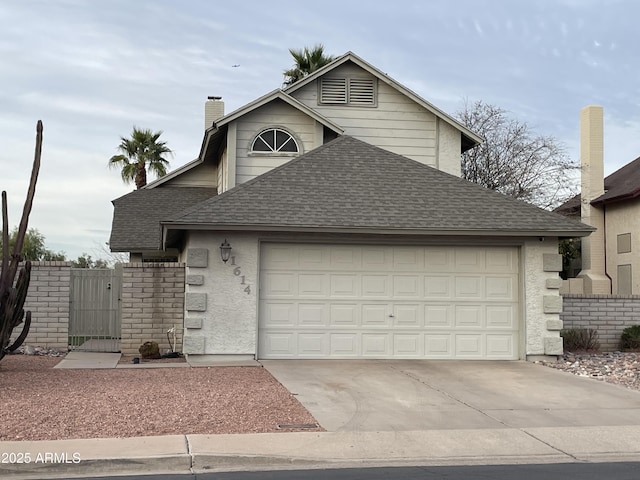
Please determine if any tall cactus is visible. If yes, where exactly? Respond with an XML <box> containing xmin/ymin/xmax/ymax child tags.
<box><xmin>0</xmin><ymin>121</ymin><xmax>43</xmax><ymax>362</ymax></box>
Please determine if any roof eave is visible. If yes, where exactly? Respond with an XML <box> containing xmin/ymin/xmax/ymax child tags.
<box><xmin>161</xmin><ymin>222</ymin><xmax>594</xmax><ymax>238</ymax></box>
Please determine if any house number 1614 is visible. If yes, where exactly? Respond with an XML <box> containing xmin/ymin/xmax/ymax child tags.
<box><xmin>229</xmin><ymin>256</ymin><xmax>251</xmax><ymax>294</ymax></box>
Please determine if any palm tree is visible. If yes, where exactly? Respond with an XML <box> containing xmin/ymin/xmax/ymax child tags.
<box><xmin>283</xmin><ymin>44</ymin><xmax>335</xmax><ymax>86</ymax></box>
<box><xmin>108</xmin><ymin>127</ymin><xmax>172</xmax><ymax>189</ymax></box>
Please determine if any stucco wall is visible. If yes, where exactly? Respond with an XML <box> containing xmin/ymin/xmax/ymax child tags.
<box><xmin>522</xmin><ymin>238</ymin><xmax>564</xmax><ymax>356</ymax></box>
<box><xmin>604</xmin><ymin>201</ymin><xmax>640</xmax><ymax>294</ymax></box>
<box><xmin>182</xmin><ymin>232</ymin><xmax>258</xmax><ymax>356</ymax></box>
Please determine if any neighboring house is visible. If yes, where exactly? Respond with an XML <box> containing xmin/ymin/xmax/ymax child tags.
<box><xmin>556</xmin><ymin>105</ymin><xmax>640</xmax><ymax>295</ymax></box>
<box><xmin>110</xmin><ymin>51</ymin><xmax>592</xmax><ymax>361</ymax></box>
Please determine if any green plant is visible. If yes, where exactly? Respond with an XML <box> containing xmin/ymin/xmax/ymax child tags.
<box><xmin>620</xmin><ymin>325</ymin><xmax>640</xmax><ymax>350</ymax></box>
<box><xmin>561</xmin><ymin>328</ymin><xmax>600</xmax><ymax>352</ymax></box>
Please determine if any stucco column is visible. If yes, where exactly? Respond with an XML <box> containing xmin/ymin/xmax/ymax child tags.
<box><xmin>577</xmin><ymin>105</ymin><xmax>611</xmax><ymax>294</ymax></box>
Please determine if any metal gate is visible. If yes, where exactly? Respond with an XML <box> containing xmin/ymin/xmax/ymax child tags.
<box><xmin>69</xmin><ymin>267</ymin><xmax>122</xmax><ymax>352</ymax></box>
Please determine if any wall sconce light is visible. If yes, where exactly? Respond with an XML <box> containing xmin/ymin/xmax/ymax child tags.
<box><xmin>220</xmin><ymin>239</ymin><xmax>232</xmax><ymax>263</ymax></box>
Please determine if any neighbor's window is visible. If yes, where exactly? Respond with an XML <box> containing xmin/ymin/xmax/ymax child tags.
<box><xmin>251</xmin><ymin>128</ymin><xmax>299</xmax><ymax>153</ymax></box>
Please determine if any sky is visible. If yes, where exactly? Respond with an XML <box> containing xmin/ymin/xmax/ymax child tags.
<box><xmin>0</xmin><ymin>0</ymin><xmax>639</xmax><ymax>260</ymax></box>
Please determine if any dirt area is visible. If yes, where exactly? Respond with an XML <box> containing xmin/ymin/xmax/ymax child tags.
<box><xmin>118</xmin><ymin>354</ymin><xmax>187</xmax><ymax>365</ymax></box>
<box><xmin>0</xmin><ymin>354</ymin><xmax>321</xmax><ymax>442</ymax></box>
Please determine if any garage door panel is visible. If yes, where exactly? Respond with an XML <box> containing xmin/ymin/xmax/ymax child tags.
<box><xmin>455</xmin><ymin>334</ymin><xmax>483</xmax><ymax>356</ymax></box>
<box><xmin>298</xmin><ymin>333</ymin><xmax>327</xmax><ymax>356</ymax></box>
<box><xmin>330</xmin><ymin>274</ymin><xmax>360</xmax><ymax>297</ymax></box>
<box><xmin>298</xmin><ymin>303</ymin><xmax>328</xmax><ymax>326</ymax></box>
<box><xmin>330</xmin><ymin>304</ymin><xmax>359</xmax><ymax>325</ymax></box>
<box><xmin>486</xmin><ymin>248</ymin><xmax>518</xmax><ymax>273</ymax></box>
<box><xmin>393</xmin><ymin>275</ymin><xmax>421</xmax><ymax>297</ymax></box>
<box><xmin>259</xmin><ymin>244</ymin><xmax>520</xmax><ymax>360</ymax></box>
<box><xmin>331</xmin><ymin>247</ymin><xmax>361</xmax><ymax>269</ymax></box>
<box><xmin>299</xmin><ymin>273</ymin><xmax>328</xmax><ymax>296</ymax></box>
<box><xmin>261</xmin><ymin>333</ymin><xmax>296</xmax><ymax>357</ymax></box>
<box><xmin>362</xmin><ymin>248</ymin><xmax>391</xmax><ymax>268</ymax></box>
<box><xmin>393</xmin><ymin>334</ymin><xmax>422</xmax><ymax>356</ymax></box>
<box><xmin>393</xmin><ymin>304</ymin><xmax>422</xmax><ymax>327</ymax></box>
<box><xmin>486</xmin><ymin>276</ymin><xmax>517</xmax><ymax>300</ymax></box>
<box><xmin>362</xmin><ymin>274</ymin><xmax>390</xmax><ymax>297</ymax></box>
<box><xmin>362</xmin><ymin>333</ymin><xmax>390</xmax><ymax>356</ymax></box>
<box><xmin>330</xmin><ymin>333</ymin><xmax>359</xmax><ymax>356</ymax></box>
<box><xmin>362</xmin><ymin>304</ymin><xmax>390</xmax><ymax>326</ymax></box>
<box><xmin>486</xmin><ymin>305</ymin><xmax>516</xmax><ymax>328</ymax></box>
<box><xmin>425</xmin><ymin>248</ymin><xmax>453</xmax><ymax>271</ymax></box>
<box><xmin>261</xmin><ymin>302</ymin><xmax>296</xmax><ymax>327</ymax></box>
<box><xmin>425</xmin><ymin>304</ymin><xmax>453</xmax><ymax>327</ymax></box>
<box><xmin>298</xmin><ymin>246</ymin><xmax>327</xmax><ymax>268</ymax></box>
<box><xmin>393</xmin><ymin>247</ymin><xmax>423</xmax><ymax>271</ymax></box>
<box><xmin>424</xmin><ymin>334</ymin><xmax>453</xmax><ymax>357</ymax></box>
<box><xmin>455</xmin><ymin>249</ymin><xmax>484</xmax><ymax>272</ymax></box>
<box><xmin>263</xmin><ymin>272</ymin><xmax>297</xmax><ymax>297</ymax></box>
<box><xmin>455</xmin><ymin>305</ymin><xmax>483</xmax><ymax>327</ymax></box>
<box><xmin>486</xmin><ymin>334</ymin><xmax>514</xmax><ymax>357</ymax></box>
<box><xmin>424</xmin><ymin>275</ymin><xmax>452</xmax><ymax>298</ymax></box>
<box><xmin>455</xmin><ymin>276</ymin><xmax>483</xmax><ymax>299</ymax></box>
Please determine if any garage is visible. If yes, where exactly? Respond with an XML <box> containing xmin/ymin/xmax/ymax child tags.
<box><xmin>258</xmin><ymin>243</ymin><xmax>520</xmax><ymax>360</ymax></box>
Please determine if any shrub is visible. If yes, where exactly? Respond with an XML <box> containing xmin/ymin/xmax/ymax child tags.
<box><xmin>138</xmin><ymin>341</ymin><xmax>161</xmax><ymax>359</ymax></box>
<box><xmin>620</xmin><ymin>325</ymin><xmax>640</xmax><ymax>351</ymax></box>
<box><xmin>561</xmin><ymin>328</ymin><xmax>600</xmax><ymax>352</ymax></box>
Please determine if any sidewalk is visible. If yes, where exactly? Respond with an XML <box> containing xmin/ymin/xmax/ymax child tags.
<box><xmin>2</xmin><ymin>426</ymin><xmax>640</xmax><ymax>479</ymax></box>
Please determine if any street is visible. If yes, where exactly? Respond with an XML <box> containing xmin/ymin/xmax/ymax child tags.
<box><xmin>77</xmin><ymin>462</ymin><xmax>640</xmax><ymax>480</ymax></box>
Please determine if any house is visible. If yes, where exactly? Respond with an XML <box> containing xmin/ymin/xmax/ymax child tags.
<box><xmin>110</xmin><ymin>52</ymin><xmax>592</xmax><ymax>361</ymax></box>
<box><xmin>556</xmin><ymin>105</ymin><xmax>640</xmax><ymax>295</ymax></box>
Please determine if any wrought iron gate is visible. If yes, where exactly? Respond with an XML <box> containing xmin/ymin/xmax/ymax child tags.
<box><xmin>69</xmin><ymin>267</ymin><xmax>122</xmax><ymax>352</ymax></box>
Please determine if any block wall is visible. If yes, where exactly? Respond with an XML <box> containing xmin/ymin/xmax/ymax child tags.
<box><xmin>119</xmin><ymin>262</ymin><xmax>185</xmax><ymax>355</ymax></box>
<box><xmin>561</xmin><ymin>294</ymin><xmax>640</xmax><ymax>351</ymax></box>
<box><xmin>10</xmin><ymin>261</ymin><xmax>71</xmax><ymax>350</ymax></box>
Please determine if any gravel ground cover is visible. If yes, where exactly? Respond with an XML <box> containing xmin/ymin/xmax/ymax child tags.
<box><xmin>537</xmin><ymin>351</ymin><xmax>640</xmax><ymax>391</ymax></box>
<box><xmin>0</xmin><ymin>354</ymin><xmax>320</xmax><ymax>441</ymax></box>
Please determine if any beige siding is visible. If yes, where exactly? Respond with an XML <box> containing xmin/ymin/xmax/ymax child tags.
<box><xmin>160</xmin><ymin>161</ymin><xmax>217</xmax><ymax>187</ymax></box>
<box><xmin>290</xmin><ymin>62</ymin><xmax>462</xmax><ymax>174</ymax></box>
<box><xmin>235</xmin><ymin>99</ymin><xmax>320</xmax><ymax>185</ymax></box>
<box><xmin>604</xmin><ymin>202</ymin><xmax>640</xmax><ymax>294</ymax></box>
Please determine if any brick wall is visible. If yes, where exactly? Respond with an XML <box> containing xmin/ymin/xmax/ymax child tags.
<box><xmin>10</xmin><ymin>261</ymin><xmax>72</xmax><ymax>350</ymax></box>
<box><xmin>561</xmin><ymin>294</ymin><xmax>640</xmax><ymax>351</ymax></box>
<box><xmin>120</xmin><ymin>263</ymin><xmax>184</xmax><ymax>355</ymax></box>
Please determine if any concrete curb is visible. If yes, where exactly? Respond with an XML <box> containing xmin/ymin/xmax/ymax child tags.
<box><xmin>3</xmin><ymin>427</ymin><xmax>640</xmax><ymax>479</ymax></box>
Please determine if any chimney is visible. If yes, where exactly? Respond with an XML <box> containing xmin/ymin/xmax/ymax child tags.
<box><xmin>577</xmin><ymin>105</ymin><xmax>611</xmax><ymax>293</ymax></box>
<box><xmin>204</xmin><ymin>96</ymin><xmax>224</xmax><ymax>130</ymax></box>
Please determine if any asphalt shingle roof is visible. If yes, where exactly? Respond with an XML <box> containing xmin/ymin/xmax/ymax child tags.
<box><xmin>110</xmin><ymin>187</ymin><xmax>216</xmax><ymax>251</ymax></box>
<box><xmin>593</xmin><ymin>155</ymin><xmax>640</xmax><ymax>205</ymax></box>
<box><xmin>166</xmin><ymin>136</ymin><xmax>592</xmax><ymax>237</ymax></box>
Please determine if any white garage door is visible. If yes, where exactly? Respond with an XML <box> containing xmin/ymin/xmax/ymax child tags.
<box><xmin>258</xmin><ymin>244</ymin><xmax>520</xmax><ymax>360</ymax></box>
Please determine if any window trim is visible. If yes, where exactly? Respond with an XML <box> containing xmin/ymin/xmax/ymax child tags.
<box><xmin>250</xmin><ymin>128</ymin><xmax>300</xmax><ymax>155</ymax></box>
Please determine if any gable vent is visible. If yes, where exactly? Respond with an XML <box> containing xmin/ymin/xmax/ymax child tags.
<box><xmin>319</xmin><ymin>77</ymin><xmax>377</xmax><ymax>106</ymax></box>
<box><xmin>320</xmin><ymin>78</ymin><xmax>347</xmax><ymax>104</ymax></box>
<box><xmin>348</xmin><ymin>78</ymin><xmax>375</xmax><ymax>105</ymax></box>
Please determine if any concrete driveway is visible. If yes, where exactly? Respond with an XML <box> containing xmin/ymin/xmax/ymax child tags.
<box><xmin>262</xmin><ymin>360</ymin><xmax>640</xmax><ymax>432</ymax></box>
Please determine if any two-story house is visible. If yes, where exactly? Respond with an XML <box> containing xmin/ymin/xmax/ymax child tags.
<box><xmin>110</xmin><ymin>52</ymin><xmax>592</xmax><ymax>361</ymax></box>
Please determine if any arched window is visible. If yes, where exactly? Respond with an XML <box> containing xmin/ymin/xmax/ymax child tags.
<box><xmin>251</xmin><ymin>128</ymin><xmax>299</xmax><ymax>153</ymax></box>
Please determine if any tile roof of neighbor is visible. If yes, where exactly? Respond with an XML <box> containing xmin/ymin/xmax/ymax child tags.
<box><xmin>164</xmin><ymin>136</ymin><xmax>593</xmax><ymax>237</ymax></box>
<box><xmin>109</xmin><ymin>187</ymin><xmax>216</xmax><ymax>251</ymax></box>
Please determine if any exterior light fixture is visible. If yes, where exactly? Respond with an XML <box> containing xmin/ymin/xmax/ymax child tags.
<box><xmin>220</xmin><ymin>239</ymin><xmax>232</xmax><ymax>263</ymax></box>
